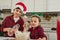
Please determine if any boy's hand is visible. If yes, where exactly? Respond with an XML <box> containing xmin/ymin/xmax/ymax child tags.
<box><xmin>7</xmin><ymin>28</ymin><xmax>15</xmax><ymax>36</ymax></box>
<box><xmin>3</xmin><ymin>28</ymin><xmax>15</xmax><ymax>36</ymax></box>
<box><xmin>23</xmin><ymin>23</ymin><xmax>27</xmax><ymax>32</ymax></box>
<box><xmin>3</xmin><ymin>28</ymin><xmax>12</xmax><ymax>32</ymax></box>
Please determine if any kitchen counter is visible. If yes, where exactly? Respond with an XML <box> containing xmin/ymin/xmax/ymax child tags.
<box><xmin>0</xmin><ymin>31</ymin><xmax>57</xmax><ymax>40</ymax></box>
<box><xmin>45</xmin><ymin>30</ymin><xmax>56</xmax><ymax>33</ymax></box>
<box><xmin>0</xmin><ymin>37</ymin><xmax>15</xmax><ymax>40</ymax></box>
<box><xmin>0</xmin><ymin>28</ymin><xmax>56</xmax><ymax>40</ymax></box>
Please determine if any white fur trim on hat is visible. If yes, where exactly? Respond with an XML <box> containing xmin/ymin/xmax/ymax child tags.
<box><xmin>23</xmin><ymin>11</ymin><xmax>26</xmax><ymax>14</ymax></box>
<box><xmin>15</xmin><ymin>5</ymin><xmax>23</xmax><ymax>11</ymax></box>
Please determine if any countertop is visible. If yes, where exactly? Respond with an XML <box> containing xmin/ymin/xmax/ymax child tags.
<box><xmin>45</xmin><ymin>30</ymin><xmax>56</xmax><ymax>33</ymax></box>
<box><xmin>0</xmin><ymin>37</ymin><xmax>15</xmax><ymax>40</ymax></box>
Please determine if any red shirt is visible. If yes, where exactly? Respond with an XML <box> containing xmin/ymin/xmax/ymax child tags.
<box><xmin>28</xmin><ymin>25</ymin><xmax>47</xmax><ymax>39</ymax></box>
<box><xmin>1</xmin><ymin>15</ymin><xmax>24</xmax><ymax>37</ymax></box>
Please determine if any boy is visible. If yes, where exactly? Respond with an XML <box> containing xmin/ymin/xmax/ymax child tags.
<box><xmin>1</xmin><ymin>2</ymin><xmax>27</xmax><ymax>37</ymax></box>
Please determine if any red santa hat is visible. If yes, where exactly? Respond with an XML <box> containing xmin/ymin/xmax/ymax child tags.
<box><xmin>14</xmin><ymin>2</ymin><xmax>27</xmax><ymax>14</ymax></box>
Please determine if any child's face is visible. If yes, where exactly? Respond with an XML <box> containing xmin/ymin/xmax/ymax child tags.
<box><xmin>30</xmin><ymin>17</ymin><xmax>40</xmax><ymax>28</ymax></box>
<box><xmin>13</xmin><ymin>9</ymin><xmax>22</xmax><ymax>17</ymax></box>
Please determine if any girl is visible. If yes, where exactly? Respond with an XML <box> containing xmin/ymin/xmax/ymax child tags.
<box><xmin>28</xmin><ymin>15</ymin><xmax>47</xmax><ymax>40</ymax></box>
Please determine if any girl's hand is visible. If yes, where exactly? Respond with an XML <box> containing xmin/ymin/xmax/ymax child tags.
<box><xmin>37</xmin><ymin>38</ymin><xmax>42</xmax><ymax>40</ymax></box>
<box><xmin>42</xmin><ymin>37</ymin><xmax>46</xmax><ymax>40</ymax></box>
<box><xmin>37</xmin><ymin>37</ymin><xmax>46</xmax><ymax>40</ymax></box>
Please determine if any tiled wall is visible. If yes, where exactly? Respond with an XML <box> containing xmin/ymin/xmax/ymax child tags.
<box><xmin>0</xmin><ymin>13</ymin><xmax>60</xmax><ymax>28</ymax></box>
<box><xmin>41</xmin><ymin>16</ymin><xmax>57</xmax><ymax>28</ymax></box>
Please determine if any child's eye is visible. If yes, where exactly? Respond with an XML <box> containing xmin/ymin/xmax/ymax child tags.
<box><xmin>19</xmin><ymin>11</ymin><xmax>22</xmax><ymax>13</ymax></box>
<box><xmin>31</xmin><ymin>21</ymin><xmax>33</xmax><ymax>22</ymax></box>
<box><xmin>34</xmin><ymin>21</ymin><xmax>36</xmax><ymax>23</ymax></box>
<box><xmin>16</xmin><ymin>10</ymin><xmax>19</xmax><ymax>12</ymax></box>
<box><xmin>31</xmin><ymin>21</ymin><xmax>37</xmax><ymax>23</ymax></box>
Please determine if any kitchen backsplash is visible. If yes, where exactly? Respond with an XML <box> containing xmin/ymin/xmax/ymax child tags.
<box><xmin>0</xmin><ymin>12</ymin><xmax>60</xmax><ymax>28</ymax></box>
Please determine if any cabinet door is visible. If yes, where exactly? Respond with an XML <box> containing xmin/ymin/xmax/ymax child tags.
<box><xmin>22</xmin><ymin>0</ymin><xmax>34</xmax><ymax>12</ymax></box>
<box><xmin>11</xmin><ymin>0</ymin><xmax>34</xmax><ymax>12</ymax></box>
<box><xmin>47</xmin><ymin>0</ymin><xmax>60</xmax><ymax>12</ymax></box>
<box><xmin>0</xmin><ymin>0</ymin><xmax>11</xmax><ymax>9</ymax></box>
<box><xmin>35</xmin><ymin>0</ymin><xmax>47</xmax><ymax>12</ymax></box>
<box><xmin>11</xmin><ymin>0</ymin><xmax>22</xmax><ymax>12</ymax></box>
<box><xmin>11</xmin><ymin>0</ymin><xmax>22</xmax><ymax>7</ymax></box>
<box><xmin>49</xmin><ymin>33</ymin><xmax>57</xmax><ymax>40</ymax></box>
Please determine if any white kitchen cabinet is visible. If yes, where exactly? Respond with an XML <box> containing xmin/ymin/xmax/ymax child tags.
<box><xmin>34</xmin><ymin>0</ymin><xmax>47</xmax><ymax>12</ymax></box>
<box><xmin>48</xmin><ymin>32</ymin><xmax>57</xmax><ymax>40</ymax></box>
<box><xmin>22</xmin><ymin>0</ymin><xmax>34</xmax><ymax>12</ymax></box>
<box><xmin>22</xmin><ymin>0</ymin><xmax>47</xmax><ymax>12</ymax></box>
<box><xmin>11</xmin><ymin>0</ymin><xmax>34</xmax><ymax>12</ymax></box>
<box><xmin>1</xmin><ymin>0</ymin><xmax>60</xmax><ymax>12</ymax></box>
<box><xmin>11</xmin><ymin>0</ymin><xmax>22</xmax><ymax>7</ymax></box>
<box><xmin>0</xmin><ymin>0</ymin><xmax>11</xmax><ymax>9</ymax></box>
<box><xmin>11</xmin><ymin>0</ymin><xmax>22</xmax><ymax>12</ymax></box>
<box><xmin>12</xmin><ymin>0</ymin><xmax>47</xmax><ymax>12</ymax></box>
<box><xmin>0</xmin><ymin>0</ymin><xmax>22</xmax><ymax>9</ymax></box>
<box><xmin>47</xmin><ymin>0</ymin><xmax>60</xmax><ymax>12</ymax></box>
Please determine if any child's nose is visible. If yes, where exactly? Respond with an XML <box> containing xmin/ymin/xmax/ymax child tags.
<box><xmin>17</xmin><ymin>12</ymin><xmax>20</xmax><ymax>14</ymax></box>
<box><xmin>32</xmin><ymin>21</ymin><xmax>35</xmax><ymax>23</ymax></box>
<box><xmin>17</xmin><ymin>11</ymin><xmax>20</xmax><ymax>13</ymax></box>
